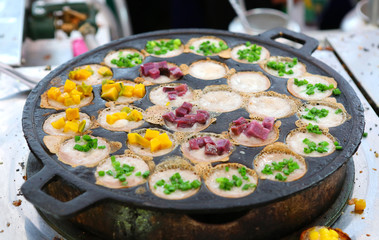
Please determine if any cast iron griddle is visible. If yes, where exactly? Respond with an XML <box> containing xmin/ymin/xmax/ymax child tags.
<box><xmin>22</xmin><ymin>28</ymin><xmax>364</xmax><ymax>218</ymax></box>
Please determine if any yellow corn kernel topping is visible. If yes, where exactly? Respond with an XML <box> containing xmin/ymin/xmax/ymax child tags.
<box><xmin>128</xmin><ymin>130</ymin><xmax>172</xmax><ymax>152</ymax></box>
<box><xmin>106</xmin><ymin>114</ymin><xmax>119</xmax><ymax>125</ymax></box>
<box><xmin>122</xmin><ymin>85</ymin><xmax>134</xmax><ymax>97</ymax></box>
<box><xmin>135</xmin><ymin>134</ymin><xmax>150</xmax><ymax>148</ymax></box>
<box><xmin>309</xmin><ymin>230</ymin><xmax>320</xmax><ymax>240</ymax></box>
<box><xmin>144</xmin><ymin>129</ymin><xmax>160</xmax><ymax>141</ymax></box>
<box><xmin>101</xmin><ymin>87</ymin><xmax>119</xmax><ymax>101</ymax></box>
<box><xmin>354</xmin><ymin>199</ymin><xmax>366</xmax><ymax>212</ymax></box>
<box><xmin>69</xmin><ymin>68</ymin><xmax>93</xmax><ymax>80</ymax></box>
<box><xmin>133</xmin><ymin>83</ymin><xmax>146</xmax><ymax>98</ymax></box>
<box><xmin>65</xmin><ymin>108</ymin><xmax>80</xmax><ymax>121</ymax></box>
<box><xmin>126</xmin><ymin>110</ymin><xmax>143</xmax><ymax>122</ymax></box>
<box><xmin>70</xmin><ymin>89</ymin><xmax>84</xmax><ymax>99</ymax></box>
<box><xmin>113</xmin><ymin>112</ymin><xmax>128</xmax><ymax>120</ymax></box>
<box><xmin>106</xmin><ymin>109</ymin><xmax>142</xmax><ymax>125</ymax></box>
<box><xmin>102</xmin><ymin>82</ymin><xmax>122</xmax><ymax>93</ymax></box>
<box><xmin>77</xmin><ymin>82</ymin><xmax>93</xmax><ymax>96</ymax></box>
<box><xmin>309</xmin><ymin>227</ymin><xmax>339</xmax><ymax>240</ymax></box>
<box><xmin>97</xmin><ymin>66</ymin><xmax>113</xmax><ymax>77</ymax></box>
<box><xmin>63</xmin><ymin>97</ymin><xmax>75</xmax><ymax>106</ymax></box>
<box><xmin>71</xmin><ymin>94</ymin><xmax>81</xmax><ymax>104</ymax></box>
<box><xmin>63</xmin><ymin>120</ymin><xmax>79</xmax><ymax>133</ymax></box>
<box><xmin>51</xmin><ymin>117</ymin><xmax>66</xmax><ymax>129</ymax></box>
<box><xmin>64</xmin><ymin>80</ymin><xmax>76</xmax><ymax>93</ymax></box>
<box><xmin>155</xmin><ymin>133</ymin><xmax>172</xmax><ymax>149</ymax></box>
<box><xmin>47</xmin><ymin>87</ymin><xmax>61</xmax><ymax>100</ymax></box>
<box><xmin>150</xmin><ymin>138</ymin><xmax>161</xmax><ymax>152</ymax></box>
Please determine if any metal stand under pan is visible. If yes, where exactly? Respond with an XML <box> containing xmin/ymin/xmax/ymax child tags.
<box><xmin>26</xmin><ymin>152</ymin><xmax>355</xmax><ymax>240</ymax></box>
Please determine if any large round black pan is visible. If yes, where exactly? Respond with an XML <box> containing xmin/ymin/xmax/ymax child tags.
<box><xmin>22</xmin><ymin>28</ymin><xmax>364</xmax><ymax>220</ymax></box>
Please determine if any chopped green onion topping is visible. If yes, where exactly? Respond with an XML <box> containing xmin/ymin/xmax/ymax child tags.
<box><xmin>363</xmin><ymin>132</ymin><xmax>368</xmax><ymax>137</ymax></box>
<box><xmin>156</xmin><ymin>179</ymin><xmax>165</xmax><ymax>186</ymax></box>
<box><xmin>275</xmin><ymin>173</ymin><xmax>287</xmax><ymax>181</ymax></box>
<box><xmin>301</xmin><ymin>82</ymin><xmax>334</xmax><ymax>95</ymax></box>
<box><xmin>261</xmin><ymin>158</ymin><xmax>299</xmax><ymax>181</ymax></box>
<box><xmin>334</xmin><ymin>141</ymin><xmax>343</xmax><ymax>150</ymax></box>
<box><xmin>237</xmin><ymin>42</ymin><xmax>262</xmax><ymax>62</ymax></box>
<box><xmin>301</xmin><ymin>107</ymin><xmax>329</xmax><ymax>121</ymax></box>
<box><xmin>333</xmin><ymin>88</ymin><xmax>341</xmax><ymax>95</ymax></box>
<box><xmin>267</xmin><ymin>57</ymin><xmax>298</xmax><ymax>76</ymax></box>
<box><xmin>225</xmin><ymin>166</ymin><xmax>229</xmax><ymax>172</ymax></box>
<box><xmin>294</xmin><ymin>78</ymin><xmax>308</xmax><ymax>86</ymax></box>
<box><xmin>110</xmin><ymin>53</ymin><xmax>143</xmax><ymax>68</ymax></box>
<box><xmin>242</xmin><ymin>183</ymin><xmax>257</xmax><ymax>190</ymax></box>
<box><xmin>216</xmin><ymin>177</ymin><xmax>236</xmax><ymax>191</ymax></box>
<box><xmin>97</xmin><ymin>156</ymin><xmax>148</xmax><ymax>185</ymax></box>
<box><xmin>303</xmin><ymin>138</ymin><xmax>329</xmax><ymax>153</ymax></box>
<box><xmin>191</xmin><ymin>40</ymin><xmax>229</xmax><ymax>56</ymax></box>
<box><xmin>142</xmin><ymin>171</ymin><xmax>150</xmax><ymax>179</ymax></box>
<box><xmin>335</xmin><ymin>108</ymin><xmax>342</xmax><ymax>114</ymax></box>
<box><xmin>262</xmin><ymin>164</ymin><xmax>273</xmax><ymax>175</ymax></box>
<box><xmin>216</xmin><ymin>166</ymin><xmax>255</xmax><ymax>191</ymax></box>
<box><xmin>73</xmin><ymin>135</ymin><xmax>103</xmax><ymax>152</ymax></box>
<box><xmin>154</xmin><ymin>172</ymin><xmax>201</xmax><ymax>195</ymax></box>
<box><xmin>145</xmin><ymin>39</ymin><xmax>182</xmax><ymax>55</ymax></box>
<box><xmin>306</xmin><ymin>123</ymin><xmax>322</xmax><ymax>134</ymax></box>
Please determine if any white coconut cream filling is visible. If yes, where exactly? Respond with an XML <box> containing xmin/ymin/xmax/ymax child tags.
<box><xmin>189</xmin><ymin>61</ymin><xmax>226</xmax><ymax>80</ymax></box>
<box><xmin>248</xmin><ymin>96</ymin><xmax>295</xmax><ymax>118</ymax></box>
<box><xmin>199</xmin><ymin>91</ymin><xmax>242</xmax><ymax>112</ymax></box>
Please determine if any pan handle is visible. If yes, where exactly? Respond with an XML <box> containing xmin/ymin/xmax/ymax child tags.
<box><xmin>21</xmin><ymin>166</ymin><xmax>105</xmax><ymax>219</ymax></box>
<box><xmin>258</xmin><ymin>27</ymin><xmax>319</xmax><ymax>56</ymax></box>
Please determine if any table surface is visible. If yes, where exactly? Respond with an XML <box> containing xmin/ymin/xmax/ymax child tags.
<box><xmin>328</xmin><ymin>30</ymin><xmax>379</xmax><ymax>112</ymax></box>
<box><xmin>0</xmin><ymin>38</ymin><xmax>378</xmax><ymax>240</ymax></box>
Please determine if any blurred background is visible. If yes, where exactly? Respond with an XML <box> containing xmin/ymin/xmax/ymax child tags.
<box><xmin>0</xmin><ymin>0</ymin><xmax>378</xmax><ymax>68</ymax></box>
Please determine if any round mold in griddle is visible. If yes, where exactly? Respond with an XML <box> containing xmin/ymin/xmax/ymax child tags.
<box><xmin>68</xmin><ymin>64</ymin><xmax>113</xmax><ymax>86</ymax></box>
<box><xmin>21</xmin><ymin>27</ymin><xmax>364</xmax><ymax>230</ymax></box>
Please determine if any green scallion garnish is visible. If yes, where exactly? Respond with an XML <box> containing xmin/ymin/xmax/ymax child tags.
<box><xmin>333</xmin><ymin>88</ymin><xmax>341</xmax><ymax>95</ymax></box>
<box><xmin>154</xmin><ymin>172</ymin><xmax>201</xmax><ymax>195</ymax></box>
<box><xmin>261</xmin><ymin>158</ymin><xmax>299</xmax><ymax>180</ymax></box>
<box><xmin>237</xmin><ymin>42</ymin><xmax>262</xmax><ymax>62</ymax></box>
<box><xmin>146</xmin><ymin>39</ymin><xmax>182</xmax><ymax>55</ymax></box>
<box><xmin>306</xmin><ymin>123</ymin><xmax>322</xmax><ymax>134</ymax></box>
<box><xmin>267</xmin><ymin>57</ymin><xmax>298</xmax><ymax>76</ymax></box>
<box><xmin>301</xmin><ymin>107</ymin><xmax>329</xmax><ymax>122</ymax></box>
<box><xmin>110</xmin><ymin>53</ymin><xmax>143</xmax><ymax>68</ymax></box>
<box><xmin>191</xmin><ymin>40</ymin><xmax>228</xmax><ymax>56</ymax></box>
<box><xmin>303</xmin><ymin>138</ymin><xmax>329</xmax><ymax>153</ymax></box>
